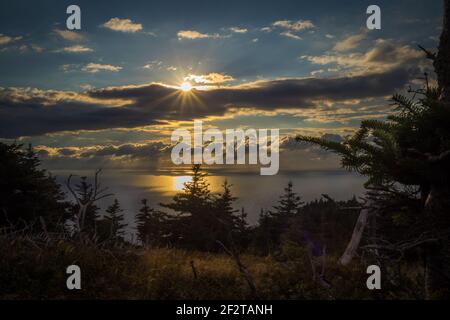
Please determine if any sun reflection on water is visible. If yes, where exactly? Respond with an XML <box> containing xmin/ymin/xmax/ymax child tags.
<box><xmin>173</xmin><ymin>175</ymin><xmax>192</xmax><ymax>191</ymax></box>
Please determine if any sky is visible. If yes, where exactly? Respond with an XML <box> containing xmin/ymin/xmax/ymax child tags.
<box><xmin>0</xmin><ymin>0</ymin><xmax>443</xmax><ymax>174</ymax></box>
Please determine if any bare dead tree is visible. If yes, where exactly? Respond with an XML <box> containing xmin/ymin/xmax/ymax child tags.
<box><xmin>339</xmin><ymin>196</ymin><xmax>377</xmax><ymax>265</ymax></box>
<box><xmin>66</xmin><ymin>169</ymin><xmax>113</xmax><ymax>234</ymax></box>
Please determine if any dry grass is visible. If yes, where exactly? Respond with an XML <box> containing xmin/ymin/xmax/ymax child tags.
<box><xmin>0</xmin><ymin>237</ymin><xmax>419</xmax><ymax>300</ymax></box>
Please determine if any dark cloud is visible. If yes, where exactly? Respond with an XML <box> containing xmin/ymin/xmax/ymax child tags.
<box><xmin>0</xmin><ymin>68</ymin><xmax>410</xmax><ymax>138</ymax></box>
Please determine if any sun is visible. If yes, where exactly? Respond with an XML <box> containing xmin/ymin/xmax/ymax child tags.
<box><xmin>180</xmin><ymin>81</ymin><xmax>193</xmax><ymax>92</ymax></box>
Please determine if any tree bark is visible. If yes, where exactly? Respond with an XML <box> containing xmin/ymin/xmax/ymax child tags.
<box><xmin>424</xmin><ymin>1</ymin><xmax>450</xmax><ymax>298</ymax></box>
<box><xmin>339</xmin><ymin>204</ymin><xmax>372</xmax><ymax>266</ymax></box>
<box><xmin>424</xmin><ymin>186</ymin><xmax>450</xmax><ymax>299</ymax></box>
<box><xmin>436</xmin><ymin>0</ymin><xmax>450</xmax><ymax>103</ymax></box>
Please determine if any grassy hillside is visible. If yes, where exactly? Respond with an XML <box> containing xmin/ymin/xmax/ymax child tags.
<box><xmin>1</xmin><ymin>237</ymin><xmax>398</xmax><ymax>300</ymax></box>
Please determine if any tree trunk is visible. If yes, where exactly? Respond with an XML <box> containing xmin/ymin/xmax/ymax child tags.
<box><xmin>424</xmin><ymin>0</ymin><xmax>450</xmax><ymax>300</ymax></box>
<box><xmin>339</xmin><ymin>199</ymin><xmax>374</xmax><ymax>266</ymax></box>
<box><xmin>424</xmin><ymin>186</ymin><xmax>450</xmax><ymax>299</ymax></box>
<box><xmin>436</xmin><ymin>0</ymin><xmax>450</xmax><ymax>104</ymax></box>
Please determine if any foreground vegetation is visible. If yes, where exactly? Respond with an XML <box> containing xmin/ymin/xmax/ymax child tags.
<box><xmin>2</xmin><ymin>236</ymin><xmax>408</xmax><ymax>300</ymax></box>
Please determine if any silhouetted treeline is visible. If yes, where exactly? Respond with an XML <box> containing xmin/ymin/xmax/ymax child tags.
<box><xmin>0</xmin><ymin>143</ymin><xmax>357</xmax><ymax>256</ymax></box>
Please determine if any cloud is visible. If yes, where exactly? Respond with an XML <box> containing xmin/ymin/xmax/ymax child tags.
<box><xmin>30</xmin><ymin>44</ymin><xmax>44</xmax><ymax>53</ymax></box>
<box><xmin>0</xmin><ymin>34</ymin><xmax>22</xmax><ymax>45</ymax></box>
<box><xmin>80</xmin><ymin>84</ymin><xmax>94</xmax><ymax>90</ymax></box>
<box><xmin>184</xmin><ymin>73</ymin><xmax>234</xmax><ymax>84</ymax></box>
<box><xmin>334</xmin><ymin>32</ymin><xmax>366</xmax><ymax>52</ymax></box>
<box><xmin>0</xmin><ymin>68</ymin><xmax>412</xmax><ymax>138</ymax></box>
<box><xmin>78</xmin><ymin>142</ymin><xmax>169</xmax><ymax>159</ymax></box>
<box><xmin>177</xmin><ymin>30</ymin><xmax>221</xmax><ymax>40</ymax></box>
<box><xmin>35</xmin><ymin>142</ymin><xmax>172</xmax><ymax>170</ymax></box>
<box><xmin>268</xmin><ymin>19</ymin><xmax>314</xmax><ymax>40</ymax></box>
<box><xmin>54</xmin><ymin>29</ymin><xmax>85</xmax><ymax>42</ymax></box>
<box><xmin>310</xmin><ymin>69</ymin><xmax>325</xmax><ymax>76</ymax></box>
<box><xmin>102</xmin><ymin>17</ymin><xmax>143</xmax><ymax>33</ymax></box>
<box><xmin>280</xmin><ymin>31</ymin><xmax>302</xmax><ymax>40</ymax></box>
<box><xmin>82</xmin><ymin>63</ymin><xmax>122</xmax><ymax>73</ymax></box>
<box><xmin>2</xmin><ymin>43</ymin><xmax>44</xmax><ymax>53</ymax></box>
<box><xmin>272</xmin><ymin>19</ymin><xmax>315</xmax><ymax>31</ymax></box>
<box><xmin>142</xmin><ymin>60</ymin><xmax>163</xmax><ymax>70</ymax></box>
<box><xmin>58</xmin><ymin>45</ymin><xmax>93</xmax><ymax>53</ymax></box>
<box><xmin>302</xmin><ymin>39</ymin><xmax>425</xmax><ymax>76</ymax></box>
<box><xmin>229</xmin><ymin>27</ymin><xmax>248</xmax><ymax>34</ymax></box>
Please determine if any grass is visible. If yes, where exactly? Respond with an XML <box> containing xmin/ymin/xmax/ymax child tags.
<box><xmin>0</xmin><ymin>237</ymin><xmax>417</xmax><ymax>300</ymax></box>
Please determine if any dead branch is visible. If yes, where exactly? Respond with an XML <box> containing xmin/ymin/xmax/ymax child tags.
<box><xmin>190</xmin><ymin>260</ymin><xmax>198</xmax><ymax>280</ymax></box>
<box><xmin>418</xmin><ymin>45</ymin><xmax>437</xmax><ymax>61</ymax></box>
<box><xmin>217</xmin><ymin>240</ymin><xmax>259</xmax><ymax>299</ymax></box>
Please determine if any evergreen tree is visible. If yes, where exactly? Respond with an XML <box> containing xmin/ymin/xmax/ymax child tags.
<box><xmin>235</xmin><ymin>207</ymin><xmax>249</xmax><ymax>235</ymax></box>
<box><xmin>135</xmin><ymin>199</ymin><xmax>169</xmax><ymax>246</ymax></box>
<box><xmin>215</xmin><ymin>181</ymin><xmax>238</xmax><ymax>226</ymax></box>
<box><xmin>160</xmin><ymin>165</ymin><xmax>216</xmax><ymax>251</ymax></box>
<box><xmin>213</xmin><ymin>180</ymin><xmax>243</xmax><ymax>247</ymax></box>
<box><xmin>296</xmin><ymin>1</ymin><xmax>450</xmax><ymax>297</ymax></box>
<box><xmin>103</xmin><ymin>199</ymin><xmax>128</xmax><ymax>241</ymax></box>
<box><xmin>270</xmin><ymin>181</ymin><xmax>304</xmax><ymax>218</ymax></box>
<box><xmin>265</xmin><ymin>182</ymin><xmax>304</xmax><ymax>248</ymax></box>
<box><xmin>234</xmin><ymin>207</ymin><xmax>250</xmax><ymax>249</ymax></box>
<box><xmin>252</xmin><ymin>209</ymin><xmax>274</xmax><ymax>255</ymax></box>
<box><xmin>0</xmin><ymin>142</ymin><xmax>68</xmax><ymax>231</ymax></box>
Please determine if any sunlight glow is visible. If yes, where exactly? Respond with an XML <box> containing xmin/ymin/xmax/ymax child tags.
<box><xmin>173</xmin><ymin>175</ymin><xmax>192</xmax><ymax>191</ymax></box>
<box><xmin>180</xmin><ymin>82</ymin><xmax>193</xmax><ymax>92</ymax></box>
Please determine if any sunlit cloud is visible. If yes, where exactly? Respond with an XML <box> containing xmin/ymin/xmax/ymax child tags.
<box><xmin>272</xmin><ymin>19</ymin><xmax>315</xmax><ymax>31</ymax></box>
<box><xmin>0</xmin><ymin>33</ymin><xmax>22</xmax><ymax>45</ymax></box>
<box><xmin>142</xmin><ymin>60</ymin><xmax>163</xmax><ymax>70</ymax></box>
<box><xmin>177</xmin><ymin>30</ymin><xmax>223</xmax><ymax>40</ymax></box>
<box><xmin>0</xmin><ymin>69</ymin><xmax>411</xmax><ymax>138</ymax></box>
<box><xmin>2</xmin><ymin>43</ymin><xmax>44</xmax><ymax>54</ymax></box>
<box><xmin>267</xmin><ymin>19</ymin><xmax>314</xmax><ymax>40</ymax></box>
<box><xmin>102</xmin><ymin>17</ymin><xmax>143</xmax><ymax>33</ymax></box>
<box><xmin>82</xmin><ymin>63</ymin><xmax>122</xmax><ymax>73</ymax></box>
<box><xmin>229</xmin><ymin>27</ymin><xmax>248</xmax><ymax>34</ymax></box>
<box><xmin>30</xmin><ymin>44</ymin><xmax>44</xmax><ymax>53</ymax></box>
<box><xmin>280</xmin><ymin>31</ymin><xmax>302</xmax><ymax>40</ymax></box>
<box><xmin>333</xmin><ymin>32</ymin><xmax>366</xmax><ymax>52</ymax></box>
<box><xmin>57</xmin><ymin>45</ymin><xmax>93</xmax><ymax>53</ymax></box>
<box><xmin>184</xmin><ymin>73</ymin><xmax>234</xmax><ymax>84</ymax></box>
<box><xmin>53</xmin><ymin>29</ymin><xmax>85</xmax><ymax>42</ymax></box>
<box><xmin>302</xmin><ymin>39</ymin><xmax>425</xmax><ymax>76</ymax></box>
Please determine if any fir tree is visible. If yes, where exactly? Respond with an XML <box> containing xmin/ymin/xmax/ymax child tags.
<box><xmin>296</xmin><ymin>1</ymin><xmax>450</xmax><ymax>297</ymax></box>
<box><xmin>160</xmin><ymin>165</ymin><xmax>216</xmax><ymax>250</ymax></box>
<box><xmin>104</xmin><ymin>199</ymin><xmax>128</xmax><ymax>241</ymax></box>
<box><xmin>135</xmin><ymin>199</ymin><xmax>169</xmax><ymax>246</ymax></box>
<box><xmin>0</xmin><ymin>142</ymin><xmax>68</xmax><ymax>231</ymax></box>
<box><xmin>213</xmin><ymin>180</ymin><xmax>242</xmax><ymax>247</ymax></box>
<box><xmin>270</xmin><ymin>181</ymin><xmax>304</xmax><ymax>218</ymax></box>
